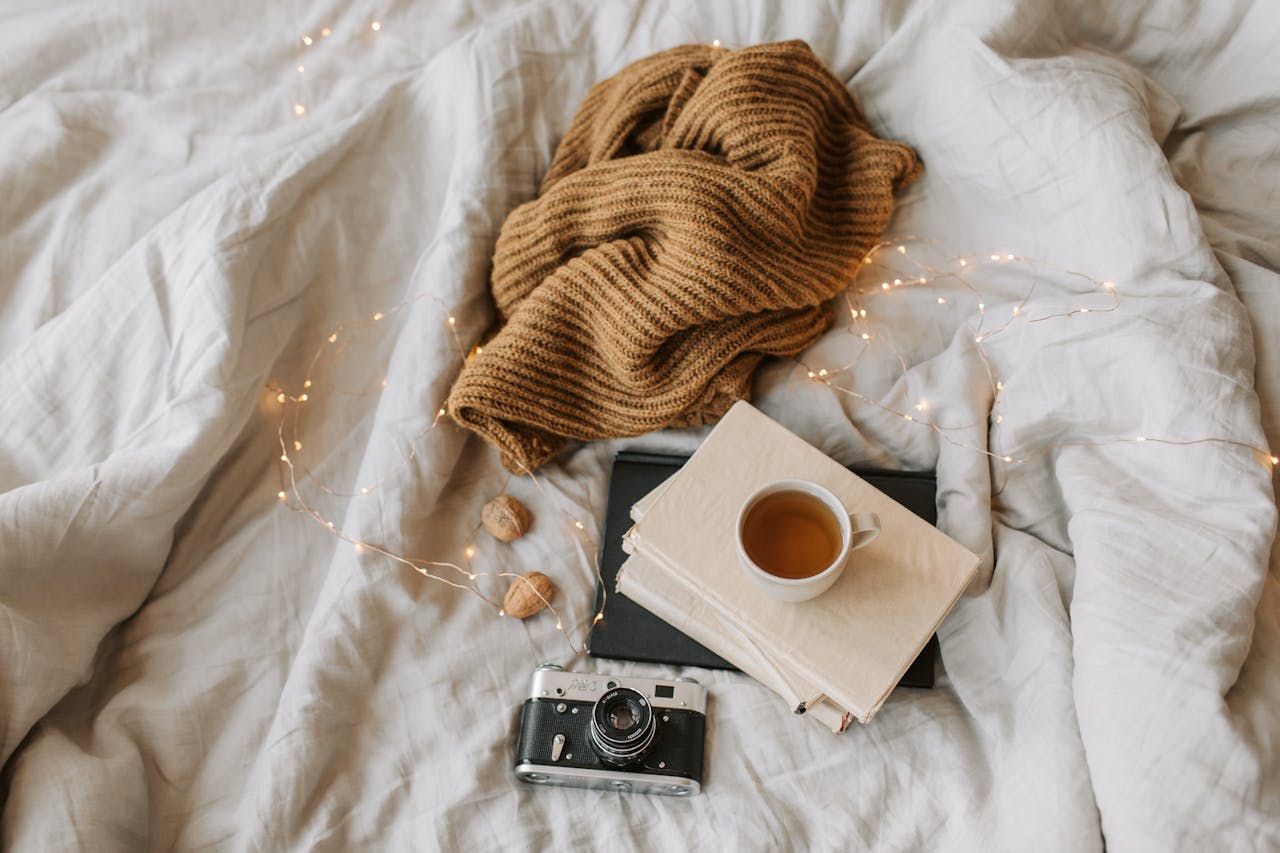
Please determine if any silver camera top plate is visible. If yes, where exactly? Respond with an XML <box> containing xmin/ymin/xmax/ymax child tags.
<box><xmin>529</xmin><ymin>666</ymin><xmax>707</xmax><ymax>715</ymax></box>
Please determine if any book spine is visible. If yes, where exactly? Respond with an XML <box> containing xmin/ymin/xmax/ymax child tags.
<box><xmin>619</xmin><ymin>541</ymin><xmax>852</xmax><ymax>730</ymax></box>
<box><xmin>628</xmin><ymin>529</ymin><xmax>870</xmax><ymax>723</ymax></box>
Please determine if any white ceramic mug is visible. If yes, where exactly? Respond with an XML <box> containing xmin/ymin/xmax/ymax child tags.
<box><xmin>735</xmin><ymin>479</ymin><xmax>881</xmax><ymax>602</ymax></box>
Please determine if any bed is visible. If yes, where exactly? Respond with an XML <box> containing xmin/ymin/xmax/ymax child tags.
<box><xmin>3</xmin><ymin>1</ymin><xmax>1278</xmax><ymax>850</ymax></box>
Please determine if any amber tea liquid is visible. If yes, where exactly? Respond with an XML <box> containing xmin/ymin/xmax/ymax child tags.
<box><xmin>741</xmin><ymin>490</ymin><xmax>843</xmax><ymax>579</ymax></box>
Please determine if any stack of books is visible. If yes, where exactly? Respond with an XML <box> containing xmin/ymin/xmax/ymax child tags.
<box><xmin>619</xmin><ymin>402</ymin><xmax>979</xmax><ymax>732</ymax></box>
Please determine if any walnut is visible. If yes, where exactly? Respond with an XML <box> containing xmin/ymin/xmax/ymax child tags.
<box><xmin>503</xmin><ymin>571</ymin><xmax>555</xmax><ymax>619</ymax></box>
<box><xmin>482</xmin><ymin>494</ymin><xmax>531</xmax><ymax>542</ymax></box>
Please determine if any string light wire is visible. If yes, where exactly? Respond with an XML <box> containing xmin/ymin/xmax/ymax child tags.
<box><xmin>271</xmin><ymin>292</ymin><xmax>606</xmax><ymax>652</ymax></box>
<box><xmin>269</xmin><ymin>236</ymin><xmax>1277</xmax><ymax>651</ymax></box>
<box><xmin>292</xmin><ymin>18</ymin><xmax>385</xmax><ymax>118</ymax></box>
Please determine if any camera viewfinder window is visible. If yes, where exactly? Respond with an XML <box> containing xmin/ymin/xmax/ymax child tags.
<box><xmin>655</xmin><ymin>685</ymin><xmax>675</xmax><ymax>699</ymax></box>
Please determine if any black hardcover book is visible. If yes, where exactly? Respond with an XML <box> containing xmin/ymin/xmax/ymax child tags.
<box><xmin>589</xmin><ymin>450</ymin><xmax>941</xmax><ymax>689</ymax></box>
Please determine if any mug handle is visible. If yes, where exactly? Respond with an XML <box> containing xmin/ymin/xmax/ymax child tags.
<box><xmin>847</xmin><ymin>511</ymin><xmax>881</xmax><ymax>551</ymax></box>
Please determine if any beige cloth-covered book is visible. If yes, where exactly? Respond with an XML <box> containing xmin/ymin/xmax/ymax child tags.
<box><xmin>619</xmin><ymin>401</ymin><xmax>979</xmax><ymax>731</ymax></box>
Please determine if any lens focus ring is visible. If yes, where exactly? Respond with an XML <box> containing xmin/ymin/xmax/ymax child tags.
<box><xmin>589</xmin><ymin>687</ymin><xmax>656</xmax><ymax>766</ymax></box>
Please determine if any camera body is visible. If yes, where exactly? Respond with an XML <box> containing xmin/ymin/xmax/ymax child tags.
<box><xmin>514</xmin><ymin>665</ymin><xmax>707</xmax><ymax>796</ymax></box>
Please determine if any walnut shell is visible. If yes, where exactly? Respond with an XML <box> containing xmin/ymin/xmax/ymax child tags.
<box><xmin>503</xmin><ymin>571</ymin><xmax>555</xmax><ymax>619</ymax></box>
<box><xmin>482</xmin><ymin>494</ymin><xmax>531</xmax><ymax>542</ymax></box>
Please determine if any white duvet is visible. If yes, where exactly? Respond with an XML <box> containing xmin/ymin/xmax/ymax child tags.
<box><xmin>3</xmin><ymin>1</ymin><xmax>1279</xmax><ymax>850</ymax></box>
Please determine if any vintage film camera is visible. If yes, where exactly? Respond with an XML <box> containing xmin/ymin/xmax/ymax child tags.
<box><xmin>513</xmin><ymin>665</ymin><xmax>707</xmax><ymax>796</ymax></box>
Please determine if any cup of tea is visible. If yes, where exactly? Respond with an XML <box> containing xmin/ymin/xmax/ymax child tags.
<box><xmin>735</xmin><ymin>479</ymin><xmax>880</xmax><ymax>602</ymax></box>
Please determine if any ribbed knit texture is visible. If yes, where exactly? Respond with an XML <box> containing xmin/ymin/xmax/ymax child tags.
<box><xmin>447</xmin><ymin>40</ymin><xmax>922</xmax><ymax>472</ymax></box>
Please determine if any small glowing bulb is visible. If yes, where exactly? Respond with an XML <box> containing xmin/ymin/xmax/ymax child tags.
<box><xmin>575</xmin><ymin>521</ymin><xmax>585</xmax><ymax>530</ymax></box>
<box><xmin>859</xmin><ymin>308</ymin><xmax>867</xmax><ymax>317</ymax></box>
<box><xmin>893</xmin><ymin>279</ymin><xmax>902</xmax><ymax>286</ymax></box>
<box><xmin>555</xmin><ymin>621</ymin><xmax>563</xmax><ymax>630</ymax></box>
<box><xmin>711</xmin><ymin>39</ymin><xmax>721</xmax><ymax>47</ymax></box>
<box><xmin>1003</xmin><ymin>456</ymin><xmax>1013</xmax><ymax>462</ymax></box>
<box><xmin>320</xmin><ymin>27</ymin><xmax>331</xmax><ymax>37</ymax></box>
<box><xmin>991</xmin><ymin>254</ymin><xmax>1001</xmax><ymax>261</ymax></box>
<box><xmin>920</xmin><ymin>277</ymin><xmax>928</xmax><ymax>284</ymax></box>
<box><xmin>860</xmin><ymin>332</ymin><xmax>871</xmax><ymax>341</ymax></box>
<box><xmin>280</xmin><ymin>454</ymin><xmax>288</xmax><ymax>461</ymax></box>
<box><xmin>354</xmin><ymin>543</ymin><xmax>364</xmax><ymax>553</ymax></box>
<box><xmin>915</xmin><ymin>401</ymin><xmax>928</xmax><ymax>412</ymax></box>
<box><xmin>904</xmin><ymin>414</ymin><xmax>913</xmax><ymax>421</ymax></box>
<box><xmin>593</xmin><ymin>613</ymin><xmax>603</xmax><ymax>625</ymax></box>
<box><xmin>373</xmin><ymin>312</ymin><xmax>384</xmax><ymax>320</ymax></box>
<box><xmin>881</xmin><ymin>282</ymin><xmax>890</xmax><ymax>290</ymax></box>
<box><xmin>1103</xmin><ymin>281</ymin><xmax>1116</xmax><ymax>290</ymax></box>
<box><xmin>380</xmin><ymin>378</ymin><xmax>388</xmax><ymax>388</ymax></box>
<box><xmin>1136</xmin><ymin>436</ymin><xmax>1146</xmax><ymax>442</ymax></box>
<box><xmin>959</xmin><ymin>258</ymin><xmax>967</xmax><ymax>267</ymax></box>
<box><xmin>437</xmin><ymin>407</ymin><xmax>446</xmax><ymax>417</ymax></box>
<box><xmin>276</xmin><ymin>392</ymin><xmax>286</xmax><ymax>403</ymax></box>
<box><xmin>475</xmin><ymin>346</ymin><xmax>483</xmax><ymax>355</ymax></box>
<box><xmin>1271</xmin><ymin>455</ymin><xmax>1279</xmax><ymax>464</ymax></box>
<box><xmin>370</xmin><ymin>20</ymin><xmax>381</xmax><ymax>31</ymax></box>
<box><xmin>498</xmin><ymin>609</ymin><xmax>505</xmax><ymax>617</ymax></box>
<box><xmin>468</xmin><ymin>573</ymin><xmax>477</xmax><ymax>581</ymax></box>
<box><xmin>818</xmin><ymin>368</ymin><xmax>828</xmax><ymax>377</ymax></box>
<box><xmin>807</xmin><ymin>370</ymin><xmax>816</xmax><ymax>378</ymax></box>
<box><xmin>361</xmin><ymin>487</ymin><xmax>371</xmax><ymax>495</ymax></box>
<box><xmin>937</xmin><ymin>297</ymin><xmax>946</xmax><ymax>304</ymax></box>
<box><xmin>1012</xmin><ymin>306</ymin><xmax>1021</xmax><ymax>315</ymax></box>
<box><xmin>1080</xmin><ymin>307</ymin><xmax>1090</xmax><ymax>313</ymax></box>
<box><xmin>326</xmin><ymin>521</ymin><xmax>335</xmax><ymax>530</ymax></box>
<box><xmin>996</xmin><ymin>381</ymin><xmax>1004</xmax><ymax>391</ymax></box>
<box><xmin>293</xmin><ymin>104</ymin><xmax>306</xmax><ymax>116</ymax></box>
<box><xmin>979</xmin><ymin>302</ymin><xmax>985</xmax><ymax>310</ymax></box>
<box><xmin>301</xmin><ymin>34</ymin><xmax>313</xmax><ymax>45</ymax></box>
<box><xmin>277</xmin><ymin>491</ymin><xmax>287</xmax><ymax>500</ymax></box>
<box><xmin>299</xmin><ymin>393</ymin><xmax>308</xmax><ymax>402</ymax></box>
<box><xmin>293</xmin><ymin>440</ymin><xmax>302</xmax><ymax>451</ymax></box>
<box><xmin>303</xmin><ymin>380</ymin><xmax>312</xmax><ymax>389</ymax></box>
<box><xmin>996</xmin><ymin>415</ymin><xmax>1003</xmax><ymax>424</ymax></box>
<box><xmin>465</xmin><ymin>546</ymin><xmax>475</xmax><ymax>558</ymax></box>
<box><xmin>296</xmin><ymin>64</ymin><xmax>304</xmax><ymax>73</ymax></box>
<box><xmin>896</xmin><ymin>245</ymin><xmax>906</xmax><ymax>254</ymax></box>
<box><xmin>1005</xmin><ymin>254</ymin><xmax>1014</xmax><ymax>261</ymax></box>
<box><xmin>975</xmin><ymin>335</ymin><xmax>984</xmax><ymax>343</ymax></box>
<box><xmin>328</xmin><ymin>333</ymin><xmax>337</xmax><ymax>343</ymax></box>
<box><xmin>447</xmin><ymin>316</ymin><xmax>456</xmax><ymax>326</ymax></box>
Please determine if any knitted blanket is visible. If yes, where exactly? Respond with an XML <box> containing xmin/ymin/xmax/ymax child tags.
<box><xmin>446</xmin><ymin>40</ymin><xmax>921</xmax><ymax>472</ymax></box>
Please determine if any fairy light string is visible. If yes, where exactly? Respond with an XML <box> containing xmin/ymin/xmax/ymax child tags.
<box><xmin>293</xmin><ymin>18</ymin><xmax>384</xmax><ymax>118</ymax></box>
<box><xmin>268</xmin><ymin>236</ymin><xmax>1277</xmax><ymax>652</ymax></box>
<box><xmin>270</xmin><ymin>292</ymin><xmax>605</xmax><ymax>652</ymax></box>
<box><xmin>796</xmin><ymin>237</ymin><xmax>1276</xmax><ymax>470</ymax></box>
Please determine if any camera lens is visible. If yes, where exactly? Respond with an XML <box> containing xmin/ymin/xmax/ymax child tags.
<box><xmin>608</xmin><ymin>703</ymin><xmax>636</xmax><ymax>729</ymax></box>
<box><xmin>589</xmin><ymin>687</ymin><xmax>656</xmax><ymax>767</ymax></box>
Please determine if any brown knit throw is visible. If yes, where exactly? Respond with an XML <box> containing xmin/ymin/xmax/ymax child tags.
<box><xmin>447</xmin><ymin>40</ymin><xmax>921</xmax><ymax>472</ymax></box>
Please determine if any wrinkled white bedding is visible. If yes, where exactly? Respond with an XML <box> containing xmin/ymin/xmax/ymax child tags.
<box><xmin>3</xmin><ymin>1</ymin><xmax>1279</xmax><ymax>850</ymax></box>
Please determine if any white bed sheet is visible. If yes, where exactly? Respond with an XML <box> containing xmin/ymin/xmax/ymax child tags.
<box><xmin>2</xmin><ymin>1</ymin><xmax>1278</xmax><ymax>850</ymax></box>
